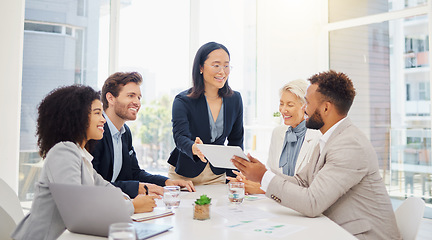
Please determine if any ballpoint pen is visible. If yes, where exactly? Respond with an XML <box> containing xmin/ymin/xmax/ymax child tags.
<box><xmin>144</xmin><ymin>185</ymin><xmax>149</xmax><ymax>195</ymax></box>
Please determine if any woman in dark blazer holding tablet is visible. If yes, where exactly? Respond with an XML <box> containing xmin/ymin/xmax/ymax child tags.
<box><xmin>167</xmin><ymin>42</ymin><xmax>244</xmax><ymax>185</ymax></box>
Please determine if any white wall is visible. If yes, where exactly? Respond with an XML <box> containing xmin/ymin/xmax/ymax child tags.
<box><xmin>257</xmin><ymin>0</ymin><xmax>327</xmax><ymax>119</ymax></box>
<box><xmin>253</xmin><ymin>0</ymin><xmax>327</xmax><ymax>157</ymax></box>
<box><xmin>0</xmin><ymin>0</ymin><xmax>25</xmax><ymax>192</ymax></box>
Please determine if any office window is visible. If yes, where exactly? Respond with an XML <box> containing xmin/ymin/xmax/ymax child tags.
<box><xmin>329</xmin><ymin>3</ymin><xmax>431</xmax><ymax>202</ymax></box>
<box><xmin>407</xmin><ymin>136</ymin><xmax>422</xmax><ymax>144</ymax></box>
<box><xmin>419</xmin><ymin>82</ymin><xmax>430</xmax><ymax>100</ymax></box>
<box><xmin>77</xmin><ymin>0</ymin><xmax>86</xmax><ymax>16</ymax></box>
<box><xmin>18</xmin><ymin>0</ymin><xmax>257</xmax><ymax>200</ymax></box>
<box><xmin>329</xmin><ymin>0</ymin><xmax>427</xmax><ymax>23</ymax></box>
<box><xmin>115</xmin><ymin>0</ymin><xmax>257</xmax><ymax>174</ymax></box>
<box><xmin>65</xmin><ymin>27</ymin><xmax>72</xmax><ymax>36</ymax></box>
<box><xmin>405</xmin><ymin>35</ymin><xmax>429</xmax><ymax>68</ymax></box>
<box><xmin>24</xmin><ymin>22</ymin><xmax>62</xmax><ymax>34</ymax></box>
<box><xmin>407</xmin><ymin>83</ymin><xmax>411</xmax><ymax>100</ymax></box>
<box><xmin>19</xmin><ymin>0</ymin><xmax>108</xmax><ymax>201</ymax></box>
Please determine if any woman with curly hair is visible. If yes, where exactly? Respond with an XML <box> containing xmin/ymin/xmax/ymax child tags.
<box><xmin>12</xmin><ymin>85</ymin><xmax>157</xmax><ymax>240</ymax></box>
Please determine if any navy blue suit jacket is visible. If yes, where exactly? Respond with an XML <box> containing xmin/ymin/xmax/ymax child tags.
<box><xmin>91</xmin><ymin>123</ymin><xmax>168</xmax><ymax>198</ymax></box>
<box><xmin>167</xmin><ymin>89</ymin><xmax>244</xmax><ymax>178</ymax></box>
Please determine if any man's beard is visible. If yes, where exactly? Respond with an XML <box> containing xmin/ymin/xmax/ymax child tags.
<box><xmin>306</xmin><ymin>109</ymin><xmax>324</xmax><ymax>130</ymax></box>
<box><xmin>114</xmin><ymin>102</ymin><xmax>137</xmax><ymax>121</ymax></box>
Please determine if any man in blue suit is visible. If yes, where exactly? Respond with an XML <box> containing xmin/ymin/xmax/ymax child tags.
<box><xmin>91</xmin><ymin>72</ymin><xmax>195</xmax><ymax>198</ymax></box>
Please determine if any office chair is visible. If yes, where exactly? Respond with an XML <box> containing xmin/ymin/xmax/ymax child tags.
<box><xmin>394</xmin><ymin>197</ymin><xmax>425</xmax><ymax>240</ymax></box>
<box><xmin>0</xmin><ymin>178</ymin><xmax>25</xmax><ymax>240</ymax></box>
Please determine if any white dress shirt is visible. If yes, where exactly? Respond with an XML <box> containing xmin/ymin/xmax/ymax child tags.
<box><xmin>103</xmin><ymin>112</ymin><xmax>126</xmax><ymax>182</ymax></box>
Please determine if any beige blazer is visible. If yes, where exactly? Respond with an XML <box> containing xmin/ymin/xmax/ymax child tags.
<box><xmin>12</xmin><ymin>142</ymin><xmax>134</xmax><ymax>240</ymax></box>
<box><xmin>266</xmin><ymin>118</ymin><xmax>401</xmax><ymax>239</ymax></box>
<box><xmin>266</xmin><ymin>125</ymin><xmax>321</xmax><ymax>175</ymax></box>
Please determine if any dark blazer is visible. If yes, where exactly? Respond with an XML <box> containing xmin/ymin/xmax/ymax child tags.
<box><xmin>91</xmin><ymin>123</ymin><xmax>168</xmax><ymax>198</ymax></box>
<box><xmin>167</xmin><ymin>89</ymin><xmax>244</xmax><ymax>178</ymax></box>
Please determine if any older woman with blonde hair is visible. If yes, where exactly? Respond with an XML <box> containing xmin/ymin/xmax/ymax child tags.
<box><xmin>228</xmin><ymin>79</ymin><xmax>321</xmax><ymax>194</ymax></box>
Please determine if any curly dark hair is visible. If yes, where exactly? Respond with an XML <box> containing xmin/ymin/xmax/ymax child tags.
<box><xmin>188</xmin><ymin>42</ymin><xmax>234</xmax><ymax>99</ymax></box>
<box><xmin>308</xmin><ymin>70</ymin><xmax>356</xmax><ymax>115</ymax></box>
<box><xmin>36</xmin><ymin>85</ymin><xmax>101</xmax><ymax>158</ymax></box>
<box><xmin>101</xmin><ymin>72</ymin><xmax>143</xmax><ymax>110</ymax></box>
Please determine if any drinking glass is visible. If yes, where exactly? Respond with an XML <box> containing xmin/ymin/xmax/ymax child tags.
<box><xmin>228</xmin><ymin>182</ymin><xmax>245</xmax><ymax>204</ymax></box>
<box><xmin>108</xmin><ymin>222</ymin><xmax>136</xmax><ymax>240</ymax></box>
<box><xmin>163</xmin><ymin>186</ymin><xmax>180</xmax><ymax>209</ymax></box>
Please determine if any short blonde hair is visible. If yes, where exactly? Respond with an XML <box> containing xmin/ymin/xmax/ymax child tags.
<box><xmin>279</xmin><ymin>79</ymin><xmax>308</xmax><ymax>104</ymax></box>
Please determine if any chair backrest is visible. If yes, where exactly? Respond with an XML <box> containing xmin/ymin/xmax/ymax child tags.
<box><xmin>394</xmin><ymin>197</ymin><xmax>425</xmax><ymax>240</ymax></box>
<box><xmin>0</xmin><ymin>178</ymin><xmax>25</xmax><ymax>240</ymax></box>
<box><xmin>0</xmin><ymin>207</ymin><xmax>17</xmax><ymax>240</ymax></box>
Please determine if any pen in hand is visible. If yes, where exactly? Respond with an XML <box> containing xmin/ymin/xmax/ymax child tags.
<box><xmin>144</xmin><ymin>185</ymin><xmax>149</xmax><ymax>195</ymax></box>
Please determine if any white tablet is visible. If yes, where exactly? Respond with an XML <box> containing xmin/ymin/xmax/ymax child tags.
<box><xmin>196</xmin><ymin>144</ymin><xmax>249</xmax><ymax>169</ymax></box>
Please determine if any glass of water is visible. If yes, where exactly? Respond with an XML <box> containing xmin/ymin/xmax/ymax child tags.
<box><xmin>228</xmin><ymin>182</ymin><xmax>245</xmax><ymax>204</ymax></box>
<box><xmin>163</xmin><ymin>186</ymin><xmax>180</xmax><ymax>209</ymax></box>
<box><xmin>108</xmin><ymin>222</ymin><xmax>136</xmax><ymax>240</ymax></box>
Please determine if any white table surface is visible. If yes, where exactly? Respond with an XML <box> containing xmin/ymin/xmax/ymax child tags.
<box><xmin>59</xmin><ymin>184</ymin><xmax>356</xmax><ymax>240</ymax></box>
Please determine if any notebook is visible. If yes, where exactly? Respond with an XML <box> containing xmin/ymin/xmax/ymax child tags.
<box><xmin>132</xmin><ymin>208</ymin><xmax>174</xmax><ymax>222</ymax></box>
<box><xmin>49</xmin><ymin>183</ymin><xmax>172</xmax><ymax>239</ymax></box>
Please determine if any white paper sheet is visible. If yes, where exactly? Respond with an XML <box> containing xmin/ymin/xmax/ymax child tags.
<box><xmin>225</xmin><ymin>219</ymin><xmax>307</xmax><ymax>238</ymax></box>
<box><xmin>213</xmin><ymin>205</ymin><xmax>276</xmax><ymax>221</ymax></box>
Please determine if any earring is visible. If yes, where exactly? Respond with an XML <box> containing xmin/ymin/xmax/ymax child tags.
<box><xmin>200</xmin><ymin>71</ymin><xmax>202</xmax><ymax>74</ymax></box>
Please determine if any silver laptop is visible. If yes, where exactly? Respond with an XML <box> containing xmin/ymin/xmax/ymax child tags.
<box><xmin>49</xmin><ymin>183</ymin><xmax>172</xmax><ymax>238</ymax></box>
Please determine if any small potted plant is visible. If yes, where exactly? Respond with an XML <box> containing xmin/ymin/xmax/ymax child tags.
<box><xmin>193</xmin><ymin>194</ymin><xmax>211</xmax><ymax>220</ymax></box>
<box><xmin>273</xmin><ymin>111</ymin><xmax>282</xmax><ymax>125</ymax></box>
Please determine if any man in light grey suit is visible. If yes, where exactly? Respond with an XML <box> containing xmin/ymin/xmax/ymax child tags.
<box><xmin>232</xmin><ymin>70</ymin><xmax>401</xmax><ymax>239</ymax></box>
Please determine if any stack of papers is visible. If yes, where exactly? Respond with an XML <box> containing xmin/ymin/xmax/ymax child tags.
<box><xmin>132</xmin><ymin>208</ymin><xmax>174</xmax><ymax>222</ymax></box>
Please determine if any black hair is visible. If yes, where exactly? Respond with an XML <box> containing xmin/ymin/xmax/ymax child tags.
<box><xmin>188</xmin><ymin>42</ymin><xmax>234</xmax><ymax>98</ymax></box>
<box><xmin>308</xmin><ymin>70</ymin><xmax>356</xmax><ymax>115</ymax></box>
<box><xmin>36</xmin><ymin>85</ymin><xmax>100</xmax><ymax>158</ymax></box>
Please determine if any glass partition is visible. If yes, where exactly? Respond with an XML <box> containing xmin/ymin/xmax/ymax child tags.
<box><xmin>329</xmin><ymin>0</ymin><xmax>427</xmax><ymax>22</ymax></box>
<box><xmin>19</xmin><ymin>0</ymin><xmax>108</xmax><ymax>201</ymax></box>
<box><xmin>329</xmin><ymin>14</ymin><xmax>431</xmax><ymax>202</ymax></box>
<box><xmin>116</xmin><ymin>0</ymin><xmax>257</xmax><ymax>174</ymax></box>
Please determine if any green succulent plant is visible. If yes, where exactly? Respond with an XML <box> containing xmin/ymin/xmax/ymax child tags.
<box><xmin>194</xmin><ymin>194</ymin><xmax>211</xmax><ymax>205</ymax></box>
<box><xmin>273</xmin><ymin>112</ymin><xmax>281</xmax><ymax>117</ymax></box>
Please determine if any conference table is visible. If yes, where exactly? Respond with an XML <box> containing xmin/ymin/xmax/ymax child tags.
<box><xmin>59</xmin><ymin>184</ymin><xmax>356</xmax><ymax>240</ymax></box>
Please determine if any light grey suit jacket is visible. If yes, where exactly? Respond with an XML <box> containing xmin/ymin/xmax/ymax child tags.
<box><xmin>266</xmin><ymin>125</ymin><xmax>321</xmax><ymax>175</ymax></box>
<box><xmin>12</xmin><ymin>142</ymin><xmax>134</xmax><ymax>240</ymax></box>
<box><xmin>266</xmin><ymin>118</ymin><xmax>401</xmax><ymax>239</ymax></box>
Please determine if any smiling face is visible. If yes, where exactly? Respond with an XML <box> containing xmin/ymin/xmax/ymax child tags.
<box><xmin>201</xmin><ymin>49</ymin><xmax>230</xmax><ymax>92</ymax></box>
<box><xmin>111</xmin><ymin>82</ymin><xmax>142</xmax><ymax>121</ymax></box>
<box><xmin>279</xmin><ymin>91</ymin><xmax>305</xmax><ymax>128</ymax></box>
<box><xmin>86</xmin><ymin>99</ymin><xmax>106</xmax><ymax>141</ymax></box>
